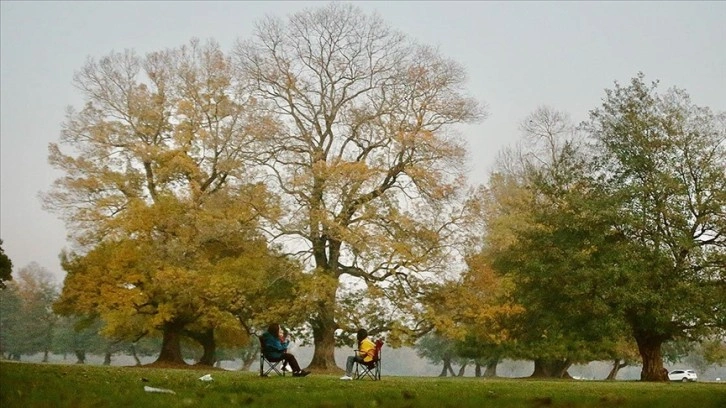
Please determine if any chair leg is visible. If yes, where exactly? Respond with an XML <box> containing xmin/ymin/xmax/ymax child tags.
<box><xmin>260</xmin><ymin>355</ymin><xmax>286</xmax><ymax>377</ymax></box>
<box><xmin>354</xmin><ymin>361</ymin><xmax>379</xmax><ymax>380</ymax></box>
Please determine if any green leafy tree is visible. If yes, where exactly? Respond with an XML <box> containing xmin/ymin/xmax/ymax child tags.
<box><xmin>52</xmin><ymin>316</ymin><xmax>107</xmax><ymax>364</ymax></box>
<box><xmin>701</xmin><ymin>337</ymin><xmax>726</xmax><ymax>366</ymax></box>
<box><xmin>583</xmin><ymin>73</ymin><xmax>726</xmax><ymax>381</ymax></box>
<box><xmin>484</xmin><ymin>107</ymin><xmax>630</xmax><ymax>378</ymax></box>
<box><xmin>0</xmin><ymin>240</ymin><xmax>12</xmax><ymax>289</ymax></box>
<box><xmin>0</xmin><ymin>284</ymin><xmax>22</xmax><ymax>359</ymax></box>
<box><xmin>1</xmin><ymin>263</ymin><xmax>59</xmax><ymax>361</ymax></box>
<box><xmin>414</xmin><ymin>332</ymin><xmax>468</xmax><ymax>377</ymax></box>
<box><xmin>233</xmin><ymin>2</ymin><xmax>484</xmax><ymax>370</ymax></box>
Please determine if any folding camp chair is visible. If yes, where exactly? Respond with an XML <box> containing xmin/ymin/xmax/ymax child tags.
<box><xmin>258</xmin><ymin>335</ymin><xmax>287</xmax><ymax>377</ymax></box>
<box><xmin>354</xmin><ymin>339</ymin><xmax>384</xmax><ymax>380</ymax></box>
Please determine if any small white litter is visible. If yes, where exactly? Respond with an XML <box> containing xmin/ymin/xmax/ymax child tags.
<box><xmin>144</xmin><ymin>385</ymin><xmax>176</xmax><ymax>394</ymax></box>
<box><xmin>198</xmin><ymin>374</ymin><xmax>213</xmax><ymax>382</ymax></box>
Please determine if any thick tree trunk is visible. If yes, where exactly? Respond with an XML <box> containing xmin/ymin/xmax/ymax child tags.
<box><xmin>475</xmin><ymin>363</ymin><xmax>482</xmax><ymax>377</ymax></box>
<box><xmin>634</xmin><ymin>332</ymin><xmax>667</xmax><ymax>382</ymax></box>
<box><xmin>307</xmin><ymin>273</ymin><xmax>339</xmax><ymax>371</ymax></box>
<box><xmin>103</xmin><ymin>351</ymin><xmax>112</xmax><ymax>366</ymax></box>
<box><xmin>531</xmin><ymin>358</ymin><xmax>571</xmax><ymax>378</ymax></box>
<box><xmin>309</xmin><ymin>315</ymin><xmax>338</xmax><ymax>370</ymax></box>
<box><xmin>483</xmin><ymin>360</ymin><xmax>498</xmax><ymax>378</ymax></box>
<box><xmin>155</xmin><ymin>320</ymin><xmax>187</xmax><ymax>365</ymax></box>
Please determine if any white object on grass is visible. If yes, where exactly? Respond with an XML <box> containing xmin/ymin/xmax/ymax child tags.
<box><xmin>144</xmin><ymin>386</ymin><xmax>176</xmax><ymax>394</ymax></box>
<box><xmin>198</xmin><ymin>374</ymin><xmax>213</xmax><ymax>382</ymax></box>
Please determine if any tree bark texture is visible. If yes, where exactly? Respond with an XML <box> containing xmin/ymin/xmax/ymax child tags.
<box><xmin>531</xmin><ymin>358</ymin><xmax>572</xmax><ymax>378</ymax></box>
<box><xmin>483</xmin><ymin>360</ymin><xmax>498</xmax><ymax>378</ymax></box>
<box><xmin>307</xmin><ymin>269</ymin><xmax>339</xmax><ymax>370</ymax></box>
<box><xmin>634</xmin><ymin>333</ymin><xmax>668</xmax><ymax>381</ymax></box>
<box><xmin>309</xmin><ymin>314</ymin><xmax>338</xmax><ymax>370</ymax></box>
<box><xmin>155</xmin><ymin>320</ymin><xmax>186</xmax><ymax>365</ymax></box>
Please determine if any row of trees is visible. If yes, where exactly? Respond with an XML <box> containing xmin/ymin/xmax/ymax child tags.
<box><xmin>12</xmin><ymin>3</ymin><xmax>722</xmax><ymax>380</ymax></box>
<box><xmin>0</xmin><ymin>262</ymin><xmax>263</xmax><ymax>368</ymax></box>
<box><xmin>424</xmin><ymin>76</ymin><xmax>726</xmax><ymax>381</ymax></box>
<box><xmin>1</xmin><ymin>260</ymin><xmax>721</xmax><ymax>379</ymax></box>
<box><xmin>414</xmin><ymin>332</ymin><xmax>725</xmax><ymax>379</ymax></box>
<box><xmin>41</xmin><ymin>3</ymin><xmax>483</xmax><ymax>371</ymax></box>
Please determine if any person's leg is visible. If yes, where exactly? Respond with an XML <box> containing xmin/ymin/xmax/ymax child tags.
<box><xmin>282</xmin><ymin>352</ymin><xmax>301</xmax><ymax>373</ymax></box>
<box><xmin>345</xmin><ymin>356</ymin><xmax>356</xmax><ymax>376</ymax></box>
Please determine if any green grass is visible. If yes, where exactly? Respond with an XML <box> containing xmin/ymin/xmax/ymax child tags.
<box><xmin>1</xmin><ymin>361</ymin><xmax>725</xmax><ymax>408</ymax></box>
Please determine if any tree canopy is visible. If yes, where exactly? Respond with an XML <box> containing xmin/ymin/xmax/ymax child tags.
<box><xmin>40</xmin><ymin>1</ymin><xmax>724</xmax><ymax>378</ymax></box>
<box><xmin>481</xmin><ymin>76</ymin><xmax>726</xmax><ymax>381</ymax></box>
<box><xmin>232</xmin><ymin>2</ymin><xmax>485</xmax><ymax>368</ymax></box>
<box><xmin>45</xmin><ymin>39</ymin><xmax>301</xmax><ymax>365</ymax></box>
<box><xmin>0</xmin><ymin>240</ymin><xmax>13</xmax><ymax>289</ymax></box>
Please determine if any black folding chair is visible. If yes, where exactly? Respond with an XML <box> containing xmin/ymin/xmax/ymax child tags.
<box><xmin>354</xmin><ymin>339</ymin><xmax>383</xmax><ymax>380</ymax></box>
<box><xmin>258</xmin><ymin>335</ymin><xmax>287</xmax><ymax>377</ymax></box>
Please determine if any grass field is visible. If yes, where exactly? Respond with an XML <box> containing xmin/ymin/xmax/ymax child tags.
<box><xmin>1</xmin><ymin>361</ymin><xmax>725</xmax><ymax>408</ymax></box>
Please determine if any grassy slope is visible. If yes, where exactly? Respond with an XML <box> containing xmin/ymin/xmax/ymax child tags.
<box><xmin>1</xmin><ymin>361</ymin><xmax>725</xmax><ymax>408</ymax></box>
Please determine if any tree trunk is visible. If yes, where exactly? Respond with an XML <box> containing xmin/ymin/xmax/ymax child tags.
<box><xmin>187</xmin><ymin>328</ymin><xmax>216</xmax><ymax>366</ymax></box>
<box><xmin>606</xmin><ymin>359</ymin><xmax>627</xmax><ymax>380</ymax></box>
<box><xmin>155</xmin><ymin>320</ymin><xmax>187</xmax><ymax>365</ymax></box>
<box><xmin>130</xmin><ymin>344</ymin><xmax>142</xmax><ymax>366</ymax></box>
<box><xmin>307</xmin><ymin>274</ymin><xmax>339</xmax><ymax>371</ymax></box>
<box><xmin>74</xmin><ymin>349</ymin><xmax>86</xmax><ymax>364</ymax></box>
<box><xmin>634</xmin><ymin>332</ymin><xmax>667</xmax><ymax>381</ymax></box>
<box><xmin>241</xmin><ymin>347</ymin><xmax>258</xmax><ymax>371</ymax></box>
<box><xmin>103</xmin><ymin>351</ymin><xmax>112</xmax><ymax>366</ymax></box>
<box><xmin>439</xmin><ymin>356</ymin><xmax>456</xmax><ymax>376</ymax></box>
<box><xmin>483</xmin><ymin>360</ymin><xmax>498</xmax><ymax>378</ymax></box>
<box><xmin>457</xmin><ymin>361</ymin><xmax>467</xmax><ymax>376</ymax></box>
<box><xmin>309</xmin><ymin>315</ymin><xmax>337</xmax><ymax>370</ymax></box>
<box><xmin>531</xmin><ymin>358</ymin><xmax>571</xmax><ymax>378</ymax></box>
<box><xmin>475</xmin><ymin>363</ymin><xmax>482</xmax><ymax>377</ymax></box>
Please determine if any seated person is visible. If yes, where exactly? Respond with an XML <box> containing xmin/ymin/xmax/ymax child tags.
<box><xmin>261</xmin><ymin>323</ymin><xmax>310</xmax><ymax>377</ymax></box>
<box><xmin>340</xmin><ymin>328</ymin><xmax>376</xmax><ymax>380</ymax></box>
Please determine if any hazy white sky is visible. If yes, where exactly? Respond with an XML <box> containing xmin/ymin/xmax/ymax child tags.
<box><xmin>1</xmin><ymin>1</ymin><xmax>724</xmax><ymax>283</ymax></box>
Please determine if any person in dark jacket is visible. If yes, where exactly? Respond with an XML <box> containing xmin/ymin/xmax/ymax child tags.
<box><xmin>261</xmin><ymin>323</ymin><xmax>310</xmax><ymax>377</ymax></box>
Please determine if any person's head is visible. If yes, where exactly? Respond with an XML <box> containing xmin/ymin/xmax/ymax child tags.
<box><xmin>356</xmin><ymin>328</ymin><xmax>368</xmax><ymax>344</ymax></box>
<box><xmin>267</xmin><ymin>323</ymin><xmax>281</xmax><ymax>336</ymax></box>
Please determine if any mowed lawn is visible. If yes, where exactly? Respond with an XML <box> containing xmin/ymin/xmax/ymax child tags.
<box><xmin>1</xmin><ymin>361</ymin><xmax>725</xmax><ymax>408</ymax></box>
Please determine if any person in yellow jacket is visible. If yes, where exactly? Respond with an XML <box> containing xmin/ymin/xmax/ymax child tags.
<box><xmin>340</xmin><ymin>328</ymin><xmax>376</xmax><ymax>380</ymax></box>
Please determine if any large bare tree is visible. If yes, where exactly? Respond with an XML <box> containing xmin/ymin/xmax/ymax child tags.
<box><xmin>233</xmin><ymin>3</ymin><xmax>484</xmax><ymax>369</ymax></box>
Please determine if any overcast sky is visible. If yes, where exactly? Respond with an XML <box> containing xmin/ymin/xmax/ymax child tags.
<box><xmin>1</xmin><ymin>1</ymin><xmax>724</xmax><ymax>283</ymax></box>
